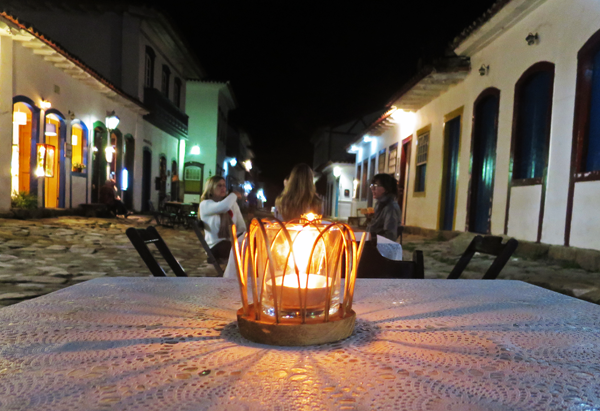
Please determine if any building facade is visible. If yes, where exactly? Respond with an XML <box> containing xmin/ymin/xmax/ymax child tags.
<box><xmin>0</xmin><ymin>2</ymin><xmax>204</xmax><ymax>212</ymax></box>
<box><xmin>185</xmin><ymin>81</ymin><xmax>253</xmax><ymax>201</ymax></box>
<box><xmin>349</xmin><ymin>0</ymin><xmax>600</xmax><ymax>251</ymax></box>
<box><xmin>312</xmin><ymin>112</ymin><xmax>384</xmax><ymax>220</ymax></box>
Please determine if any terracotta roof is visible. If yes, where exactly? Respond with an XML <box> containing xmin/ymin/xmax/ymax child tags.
<box><xmin>450</xmin><ymin>0</ymin><xmax>513</xmax><ymax>50</ymax></box>
<box><xmin>0</xmin><ymin>11</ymin><xmax>148</xmax><ymax>113</ymax></box>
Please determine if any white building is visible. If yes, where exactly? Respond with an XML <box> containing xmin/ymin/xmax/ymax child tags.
<box><xmin>349</xmin><ymin>0</ymin><xmax>600</xmax><ymax>251</ymax></box>
<box><xmin>312</xmin><ymin>112</ymin><xmax>384</xmax><ymax>220</ymax></box>
<box><xmin>0</xmin><ymin>3</ymin><xmax>205</xmax><ymax>212</ymax></box>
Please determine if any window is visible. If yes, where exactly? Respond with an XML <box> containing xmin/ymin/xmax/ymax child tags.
<box><xmin>354</xmin><ymin>164</ymin><xmax>361</xmax><ymax>199</ymax></box>
<box><xmin>174</xmin><ymin>78</ymin><xmax>182</xmax><ymax>108</ymax></box>
<box><xmin>378</xmin><ymin>149</ymin><xmax>386</xmax><ymax>173</ymax></box>
<box><xmin>573</xmin><ymin>29</ymin><xmax>600</xmax><ymax>176</ymax></box>
<box><xmin>415</xmin><ymin>130</ymin><xmax>429</xmax><ymax>192</ymax></box>
<box><xmin>388</xmin><ymin>143</ymin><xmax>398</xmax><ymax>175</ymax></box>
<box><xmin>144</xmin><ymin>46</ymin><xmax>155</xmax><ymax>88</ymax></box>
<box><xmin>161</xmin><ymin>65</ymin><xmax>171</xmax><ymax>97</ymax></box>
<box><xmin>511</xmin><ymin>62</ymin><xmax>554</xmax><ymax>181</ymax></box>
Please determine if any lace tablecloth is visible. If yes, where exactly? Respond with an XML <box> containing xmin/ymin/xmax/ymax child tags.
<box><xmin>0</xmin><ymin>278</ymin><xmax>599</xmax><ymax>410</ymax></box>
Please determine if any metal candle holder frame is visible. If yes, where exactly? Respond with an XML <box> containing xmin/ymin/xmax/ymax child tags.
<box><xmin>231</xmin><ymin>215</ymin><xmax>367</xmax><ymax>346</ymax></box>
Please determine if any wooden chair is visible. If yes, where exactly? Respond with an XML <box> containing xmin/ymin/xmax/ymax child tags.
<box><xmin>192</xmin><ymin>220</ymin><xmax>225</xmax><ymax>277</ymax></box>
<box><xmin>149</xmin><ymin>200</ymin><xmax>176</xmax><ymax>227</ymax></box>
<box><xmin>356</xmin><ymin>240</ymin><xmax>424</xmax><ymax>279</ymax></box>
<box><xmin>447</xmin><ymin>235</ymin><xmax>519</xmax><ymax>280</ymax></box>
<box><xmin>126</xmin><ymin>226</ymin><xmax>187</xmax><ymax>277</ymax></box>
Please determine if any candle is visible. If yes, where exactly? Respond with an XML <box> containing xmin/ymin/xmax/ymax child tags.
<box><xmin>266</xmin><ymin>273</ymin><xmax>328</xmax><ymax>309</ymax></box>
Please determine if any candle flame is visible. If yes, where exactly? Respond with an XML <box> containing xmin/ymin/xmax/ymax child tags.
<box><xmin>301</xmin><ymin>213</ymin><xmax>321</xmax><ymax>222</ymax></box>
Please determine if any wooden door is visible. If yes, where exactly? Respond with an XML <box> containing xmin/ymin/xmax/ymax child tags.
<box><xmin>469</xmin><ymin>91</ymin><xmax>499</xmax><ymax>233</ymax></box>
<box><xmin>440</xmin><ymin>116</ymin><xmax>461</xmax><ymax>231</ymax></box>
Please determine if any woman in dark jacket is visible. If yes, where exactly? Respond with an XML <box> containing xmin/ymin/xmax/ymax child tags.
<box><xmin>366</xmin><ymin>173</ymin><xmax>401</xmax><ymax>241</ymax></box>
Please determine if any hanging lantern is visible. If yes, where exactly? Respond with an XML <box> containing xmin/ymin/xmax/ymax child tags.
<box><xmin>232</xmin><ymin>213</ymin><xmax>366</xmax><ymax>346</ymax></box>
<box><xmin>13</xmin><ymin>111</ymin><xmax>27</xmax><ymax>125</ymax></box>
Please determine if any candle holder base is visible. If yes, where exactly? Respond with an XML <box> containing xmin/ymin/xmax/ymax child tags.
<box><xmin>237</xmin><ymin>304</ymin><xmax>356</xmax><ymax>346</ymax></box>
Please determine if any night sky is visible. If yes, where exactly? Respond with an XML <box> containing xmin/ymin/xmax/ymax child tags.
<box><xmin>146</xmin><ymin>0</ymin><xmax>498</xmax><ymax>202</ymax></box>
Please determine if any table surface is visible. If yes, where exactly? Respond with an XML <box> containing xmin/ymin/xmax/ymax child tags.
<box><xmin>1</xmin><ymin>278</ymin><xmax>599</xmax><ymax>411</ymax></box>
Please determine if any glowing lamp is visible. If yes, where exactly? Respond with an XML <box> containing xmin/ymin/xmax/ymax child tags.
<box><xmin>229</xmin><ymin>158</ymin><xmax>237</xmax><ymax>167</ymax></box>
<box><xmin>190</xmin><ymin>145</ymin><xmax>200</xmax><ymax>155</ymax></box>
<box><xmin>363</xmin><ymin>135</ymin><xmax>373</xmax><ymax>143</ymax></box>
<box><xmin>232</xmin><ymin>213</ymin><xmax>366</xmax><ymax>346</ymax></box>
<box><xmin>106</xmin><ymin>112</ymin><xmax>120</xmax><ymax>130</ymax></box>
<box><xmin>40</xmin><ymin>100</ymin><xmax>51</xmax><ymax>110</ymax></box>
<box><xmin>333</xmin><ymin>166</ymin><xmax>342</xmax><ymax>178</ymax></box>
<box><xmin>71</xmin><ymin>135</ymin><xmax>78</xmax><ymax>145</ymax></box>
<box><xmin>13</xmin><ymin>111</ymin><xmax>27</xmax><ymax>125</ymax></box>
<box><xmin>45</xmin><ymin>123</ymin><xmax>57</xmax><ymax>136</ymax></box>
<box><xmin>242</xmin><ymin>160</ymin><xmax>252</xmax><ymax>172</ymax></box>
<box><xmin>105</xmin><ymin>146</ymin><xmax>115</xmax><ymax>163</ymax></box>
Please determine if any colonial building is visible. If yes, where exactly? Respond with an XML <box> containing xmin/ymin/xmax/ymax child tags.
<box><xmin>0</xmin><ymin>2</ymin><xmax>205</xmax><ymax>212</ymax></box>
<box><xmin>348</xmin><ymin>0</ymin><xmax>600</xmax><ymax>251</ymax></box>
<box><xmin>184</xmin><ymin>80</ymin><xmax>251</xmax><ymax>202</ymax></box>
<box><xmin>312</xmin><ymin>111</ymin><xmax>383</xmax><ymax>219</ymax></box>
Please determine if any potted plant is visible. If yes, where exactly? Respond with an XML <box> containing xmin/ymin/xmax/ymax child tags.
<box><xmin>72</xmin><ymin>163</ymin><xmax>86</xmax><ymax>173</ymax></box>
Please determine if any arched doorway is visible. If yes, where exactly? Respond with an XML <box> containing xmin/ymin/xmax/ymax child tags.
<box><xmin>123</xmin><ymin>135</ymin><xmax>135</xmax><ymax>210</ymax></box>
<box><xmin>44</xmin><ymin>110</ymin><xmax>66</xmax><ymax>208</ymax></box>
<box><xmin>91</xmin><ymin>124</ymin><xmax>107</xmax><ymax>203</ymax></box>
<box><xmin>158</xmin><ymin>155</ymin><xmax>167</xmax><ymax>207</ymax></box>
<box><xmin>70</xmin><ymin>120</ymin><xmax>89</xmax><ymax>208</ymax></box>
<box><xmin>171</xmin><ymin>160</ymin><xmax>178</xmax><ymax>201</ymax></box>
<box><xmin>11</xmin><ymin>98</ymin><xmax>39</xmax><ymax>197</ymax></box>
<box><xmin>468</xmin><ymin>88</ymin><xmax>500</xmax><ymax>234</ymax></box>
<box><xmin>141</xmin><ymin>148</ymin><xmax>152</xmax><ymax>212</ymax></box>
<box><xmin>107</xmin><ymin>129</ymin><xmax>123</xmax><ymax>197</ymax></box>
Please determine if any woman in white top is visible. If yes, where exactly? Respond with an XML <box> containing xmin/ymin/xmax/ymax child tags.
<box><xmin>199</xmin><ymin>176</ymin><xmax>246</xmax><ymax>260</ymax></box>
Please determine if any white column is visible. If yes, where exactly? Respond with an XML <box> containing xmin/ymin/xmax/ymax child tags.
<box><xmin>0</xmin><ymin>36</ymin><xmax>13</xmax><ymax>212</ymax></box>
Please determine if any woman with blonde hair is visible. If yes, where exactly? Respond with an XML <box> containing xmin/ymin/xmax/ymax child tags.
<box><xmin>274</xmin><ymin>163</ymin><xmax>323</xmax><ymax>221</ymax></box>
<box><xmin>200</xmin><ymin>175</ymin><xmax>246</xmax><ymax>260</ymax></box>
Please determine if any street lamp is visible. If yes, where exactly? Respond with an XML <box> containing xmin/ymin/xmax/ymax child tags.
<box><xmin>105</xmin><ymin>111</ymin><xmax>120</xmax><ymax>181</ymax></box>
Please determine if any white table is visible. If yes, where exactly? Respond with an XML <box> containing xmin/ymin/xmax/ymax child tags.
<box><xmin>0</xmin><ymin>278</ymin><xmax>599</xmax><ymax>410</ymax></box>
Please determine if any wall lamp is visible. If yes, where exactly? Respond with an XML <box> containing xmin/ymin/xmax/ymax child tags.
<box><xmin>105</xmin><ymin>111</ymin><xmax>120</xmax><ymax>130</ymax></box>
<box><xmin>40</xmin><ymin>100</ymin><xmax>51</xmax><ymax>110</ymax></box>
<box><xmin>479</xmin><ymin>64</ymin><xmax>490</xmax><ymax>76</ymax></box>
<box><xmin>526</xmin><ymin>32</ymin><xmax>539</xmax><ymax>46</ymax></box>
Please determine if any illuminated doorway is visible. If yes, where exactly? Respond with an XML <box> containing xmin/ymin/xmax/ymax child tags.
<box><xmin>44</xmin><ymin>112</ymin><xmax>66</xmax><ymax>208</ymax></box>
<box><xmin>11</xmin><ymin>101</ymin><xmax>36</xmax><ymax>196</ymax></box>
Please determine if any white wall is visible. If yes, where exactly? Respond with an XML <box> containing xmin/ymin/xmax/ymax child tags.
<box><xmin>394</xmin><ymin>0</ymin><xmax>600</xmax><ymax>249</ymax></box>
<box><xmin>0</xmin><ymin>36</ymin><xmax>13</xmax><ymax>211</ymax></box>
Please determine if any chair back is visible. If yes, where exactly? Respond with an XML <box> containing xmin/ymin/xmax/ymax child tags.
<box><xmin>192</xmin><ymin>220</ymin><xmax>225</xmax><ymax>277</ymax></box>
<box><xmin>356</xmin><ymin>240</ymin><xmax>424</xmax><ymax>279</ymax></box>
<box><xmin>126</xmin><ymin>226</ymin><xmax>187</xmax><ymax>277</ymax></box>
<box><xmin>447</xmin><ymin>235</ymin><xmax>518</xmax><ymax>280</ymax></box>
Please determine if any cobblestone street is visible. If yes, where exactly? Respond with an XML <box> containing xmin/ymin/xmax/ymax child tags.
<box><xmin>0</xmin><ymin>216</ymin><xmax>218</xmax><ymax>307</ymax></box>
<box><xmin>1</xmin><ymin>217</ymin><xmax>599</xmax><ymax>307</ymax></box>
